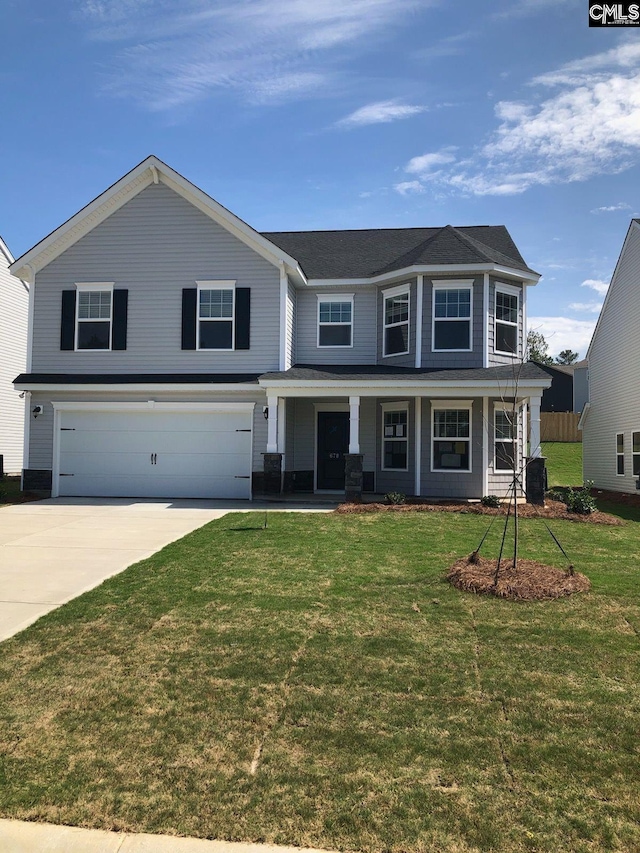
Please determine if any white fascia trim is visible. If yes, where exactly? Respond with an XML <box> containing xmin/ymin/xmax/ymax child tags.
<box><xmin>316</xmin><ymin>292</ymin><xmax>355</xmax><ymax>301</ymax></box>
<box><xmin>258</xmin><ymin>381</ymin><xmax>551</xmax><ymax>398</ymax></box>
<box><xmin>18</xmin><ymin>383</ymin><xmax>262</xmax><ymax>393</ymax></box>
<box><xmin>307</xmin><ymin>264</ymin><xmax>539</xmax><ymax>288</ymax></box>
<box><xmin>577</xmin><ymin>402</ymin><xmax>591</xmax><ymax>430</ymax></box>
<box><xmin>9</xmin><ymin>156</ymin><xmax>307</xmax><ymax>285</ymax></box>
<box><xmin>51</xmin><ymin>401</ymin><xmax>257</xmax><ymax>413</ymax></box>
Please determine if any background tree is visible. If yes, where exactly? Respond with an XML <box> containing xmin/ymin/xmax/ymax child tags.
<box><xmin>555</xmin><ymin>349</ymin><xmax>579</xmax><ymax>365</ymax></box>
<box><xmin>526</xmin><ymin>330</ymin><xmax>553</xmax><ymax>365</ymax></box>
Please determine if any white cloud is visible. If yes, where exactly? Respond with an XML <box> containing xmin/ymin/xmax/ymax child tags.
<box><xmin>568</xmin><ymin>301</ymin><xmax>603</xmax><ymax>313</ymax></box>
<box><xmin>394</xmin><ymin>180</ymin><xmax>425</xmax><ymax>195</ymax></box>
<box><xmin>336</xmin><ymin>100</ymin><xmax>426</xmax><ymax>128</ymax></box>
<box><xmin>405</xmin><ymin>149</ymin><xmax>457</xmax><ymax>175</ymax></box>
<box><xmin>590</xmin><ymin>202</ymin><xmax>631</xmax><ymax>214</ymax></box>
<box><xmin>76</xmin><ymin>0</ymin><xmax>429</xmax><ymax>110</ymax></box>
<box><xmin>398</xmin><ymin>41</ymin><xmax>640</xmax><ymax>196</ymax></box>
<box><xmin>582</xmin><ymin>278</ymin><xmax>610</xmax><ymax>296</ymax></box>
<box><xmin>527</xmin><ymin>316</ymin><xmax>596</xmax><ymax>360</ymax></box>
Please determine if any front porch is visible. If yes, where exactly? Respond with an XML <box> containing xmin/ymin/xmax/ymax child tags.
<box><xmin>257</xmin><ymin>364</ymin><xmax>550</xmax><ymax>503</ymax></box>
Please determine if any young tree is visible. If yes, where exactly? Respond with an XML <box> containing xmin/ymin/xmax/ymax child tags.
<box><xmin>556</xmin><ymin>349</ymin><xmax>579</xmax><ymax>365</ymax></box>
<box><xmin>526</xmin><ymin>330</ymin><xmax>553</xmax><ymax>365</ymax></box>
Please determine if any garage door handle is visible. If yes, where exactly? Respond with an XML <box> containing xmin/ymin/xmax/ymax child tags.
<box><xmin>236</xmin><ymin>429</ymin><xmax>251</xmax><ymax>432</ymax></box>
<box><xmin>150</xmin><ymin>453</ymin><xmax>157</xmax><ymax>465</ymax></box>
<box><xmin>235</xmin><ymin>475</ymin><xmax>250</xmax><ymax>479</ymax></box>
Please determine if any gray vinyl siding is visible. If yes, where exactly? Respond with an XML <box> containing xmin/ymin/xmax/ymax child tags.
<box><xmin>286</xmin><ymin>280</ymin><xmax>296</xmax><ymax>368</ymax></box>
<box><xmin>0</xmin><ymin>246</ymin><xmax>28</xmax><ymax>472</ymax></box>
<box><xmin>28</xmin><ymin>391</ymin><xmax>268</xmax><ymax>473</ymax></box>
<box><xmin>420</xmin><ymin>398</ymin><xmax>483</xmax><ymax>498</ymax></box>
<box><xmin>296</xmin><ymin>287</ymin><xmax>377</xmax><ymax>364</ymax></box>
<box><xmin>377</xmin><ymin>280</ymin><xmax>416</xmax><ymax>367</ymax></box>
<box><xmin>31</xmin><ymin>183</ymin><xmax>281</xmax><ymax>374</ymax></box>
<box><xmin>421</xmin><ymin>276</ymin><xmax>484</xmax><ymax>369</ymax></box>
<box><xmin>487</xmin><ymin>279</ymin><xmax>524</xmax><ymax>366</ymax></box>
<box><xmin>583</xmin><ymin>223</ymin><xmax>640</xmax><ymax>493</ymax></box>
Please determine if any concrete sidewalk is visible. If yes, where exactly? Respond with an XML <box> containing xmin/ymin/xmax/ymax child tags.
<box><xmin>0</xmin><ymin>819</ymin><xmax>333</xmax><ymax>853</ymax></box>
<box><xmin>0</xmin><ymin>497</ymin><xmax>334</xmax><ymax>642</ymax></box>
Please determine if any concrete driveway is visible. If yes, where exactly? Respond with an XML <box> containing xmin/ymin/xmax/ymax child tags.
<box><xmin>0</xmin><ymin>497</ymin><xmax>333</xmax><ymax>642</ymax></box>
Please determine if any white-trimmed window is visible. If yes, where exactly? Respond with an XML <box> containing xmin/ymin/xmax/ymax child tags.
<box><xmin>495</xmin><ymin>284</ymin><xmax>519</xmax><ymax>355</ymax></box>
<box><xmin>432</xmin><ymin>401</ymin><xmax>472</xmax><ymax>472</ymax></box>
<box><xmin>383</xmin><ymin>285</ymin><xmax>410</xmax><ymax>356</ymax></box>
<box><xmin>495</xmin><ymin>406</ymin><xmax>517</xmax><ymax>471</ymax></box>
<box><xmin>633</xmin><ymin>432</ymin><xmax>640</xmax><ymax>477</ymax></box>
<box><xmin>317</xmin><ymin>295</ymin><xmax>353</xmax><ymax>347</ymax></box>
<box><xmin>432</xmin><ymin>281</ymin><xmax>472</xmax><ymax>351</ymax></box>
<box><xmin>76</xmin><ymin>283</ymin><xmax>113</xmax><ymax>350</ymax></box>
<box><xmin>197</xmin><ymin>280</ymin><xmax>235</xmax><ymax>350</ymax></box>
<box><xmin>616</xmin><ymin>433</ymin><xmax>625</xmax><ymax>475</ymax></box>
<box><xmin>381</xmin><ymin>402</ymin><xmax>408</xmax><ymax>471</ymax></box>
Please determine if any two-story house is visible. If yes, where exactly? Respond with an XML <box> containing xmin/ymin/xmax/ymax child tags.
<box><xmin>9</xmin><ymin>156</ymin><xmax>550</xmax><ymax>501</ymax></box>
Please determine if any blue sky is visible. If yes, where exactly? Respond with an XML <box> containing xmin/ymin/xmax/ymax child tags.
<box><xmin>2</xmin><ymin>0</ymin><xmax>640</xmax><ymax>358</ymax></box>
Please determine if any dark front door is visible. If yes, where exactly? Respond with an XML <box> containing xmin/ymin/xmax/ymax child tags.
<box><xmin>317</xmin><ymin>411</ymin><xmax>349</xmax><ymax>490</ymax></box>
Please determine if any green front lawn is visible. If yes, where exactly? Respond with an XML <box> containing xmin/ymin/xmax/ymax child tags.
<box><xmin>542</xmin><ymin>441</ymin><xmax>583</xmax><ymax>488</ymax></box>
<box><xmin>1</xmin><ymin>508</ymin><xmax>639</xmax><ymax>853</ymax></box>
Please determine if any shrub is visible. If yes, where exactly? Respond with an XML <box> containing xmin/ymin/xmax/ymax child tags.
<box><xmin>480</xmin><ymin>494</ymin><xmax>501</xmax><ymax>508</ymax></box>
<box><xmin>385</xmin><ymin>491</ymin><xmax>406</xmax><ymax>505</ymax></box>
<box><xmin>563</xmin><ymin>481</ymin><xmax>597</xmax><ymax>515</ymax></box>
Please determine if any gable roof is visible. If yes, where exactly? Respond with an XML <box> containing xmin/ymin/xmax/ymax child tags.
<box><xmin>9</xmin><ymin>156</ymin><xmax>305</xmax><ymax>284</ymax></box>
<box><xmin>262</xmin><ymin>224</ymin><xmax>538</xmax><ymax>280</ymax></box>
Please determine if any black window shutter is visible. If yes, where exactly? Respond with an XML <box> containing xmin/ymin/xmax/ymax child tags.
<box><xmin>182</xmin><ymin>288</ymin><xmax>197</xmax><ymax>350</ymax></box>
<box><xmin>235</xmin><ymin>287</ymin><xmax>250</xmax><ymax>350</ymax></box>
<box><xmin>60</xmin><ymin>290</ymin><xmax>76</xmax><ymax>350</ymax></box>
<box><xmin>112</xmin><ymin>289</ymin><xmax>128</xmax><ymax>350</ymax></box>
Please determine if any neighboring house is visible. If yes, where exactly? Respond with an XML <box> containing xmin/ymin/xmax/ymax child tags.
<box><xmin>582</xmin><ymin>220</ymin><xmax>640</xmax><ymax>494</ymax></box>
<box><xmin>533</xmin><ymin>362</ymin><xmax>575</xmax><ymax>413</ymax></box>
<box><xmin>9</xmin><ymin>156</ymin><xmax>550</xmax><ymax>501</ymax></box>
<box><xmin>0</xmin><ymin>237</ymin><xmax>28</xmax><ymax>474</ymax></box>
<box><xmin>572</xmin><ymin>360</ymin><xmax>588</xmax><ymax>415</ymax></box>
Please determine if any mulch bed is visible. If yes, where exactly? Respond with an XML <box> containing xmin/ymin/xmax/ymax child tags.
<box><xmin>335</xmin><ymin>499</ymin><xmax>621</xmax><ymax>525</ymax></box>
<box><xmin>447</xmin><ymin>554</ymin><xmax>591</xmax><ymax>601</ymax></box>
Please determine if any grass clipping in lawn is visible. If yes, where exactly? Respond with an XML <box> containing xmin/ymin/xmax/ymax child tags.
<box><xmin>448</xmin><ymin>554</ymin><xmax>591</xmax><ymax>601</ymax></box>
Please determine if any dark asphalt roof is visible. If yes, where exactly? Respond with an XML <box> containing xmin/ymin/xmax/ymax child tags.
<box><xmin>262</xmin><ymin>225</ymin><xmax>537</xmax><ymax>280</ymax></box>
<box><xmin>14</xmin><ymin>373</ymin><xmax>261</xmax><ymax>385</ymax></box>
<box><xmin>261</xmin><ymin>363</ymin><xmax>552</xmax><ymax>383</ymax></box>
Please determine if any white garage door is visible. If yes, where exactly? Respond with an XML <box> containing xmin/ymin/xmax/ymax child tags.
<box><xmin>57</xmin><ymin>408</ymin><xmax>253</xmax><ymax>499</ymax></box>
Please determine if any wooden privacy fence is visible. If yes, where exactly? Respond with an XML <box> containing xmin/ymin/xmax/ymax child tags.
<box><xmin>539</xmin><ymin>412</ymin><xmax>582</xmax><ymax>443</ymax></box>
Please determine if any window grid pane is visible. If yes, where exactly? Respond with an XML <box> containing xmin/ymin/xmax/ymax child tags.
<box><xmin>434</xmin><ymin>410</ymin><xmax>470</xmax><ymax>438</ymax></box>
<box><xmin>434</xmin><ymin>289</ymin><xmax>471</xmax><ymax>319</ymax></box>
<box><xmin>496</xmin><ymin>291</ymin><xmax>518</xmax><ymax>324</ymax></box>
<box><xmin>617</xmin><ymin>433</ymin><xmax>624</xmax><ymax>475</ymax></box>
<box><xmin>495</xmin><ymin>411</ymin><xmax>514</xmax><ymax>440</ymax></box>
<box><xmin>633</xmin><ymin>432</ymin><xmax>640</xmax><ymax>476</ymax></box>
<box><xmin>319</xmin><ymin>302</ymin><xmax>351</xmax><ymax>324</ymax></box>
<box><xmin>385</xmin><ymin>294</ymin><xmax>409</xmax><ymax>326</ymax></box>
<box><xmin>199</xmin><ymin>289</ymin><xmax>234</xmax><ymax>319</ymax></box>
<box><xmin>78</xmin><ymin>290</ymin><xmax>111</xmax><ymax>319</ymax></box>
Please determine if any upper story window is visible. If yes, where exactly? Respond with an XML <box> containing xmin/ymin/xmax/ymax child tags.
<box><xmin>495</xmin><ymin>285</ymin><xmax>519</xmax><ymax>355</ymax></box>
<box><xmin>317</xmin><ymin>295</ymin><xmax>353</xmax><ymax>347</ymax></box>
<box><xmin>197</xmin><ymin>281</ymin><xmax>235</xmax><ymax>350</ymax></box>
<box><xmin>432</xmin><ymin>282</ymin><xmax>472</xmax><ymax>352</ymax></box>
<box><xmin>76</xmin><ymin>283</ymin><xmax>113</xmax><ymax>350</ymax></box>
<box><xmin>432</xmin><ymin>401</ymin><xmax>472</xmax><ymax>472</ymax></box>
<box><xmin>381</xmin><ymin>403</ymin><xmax>409</xmax><ymax>471</ymax></box>
<box><xmin>383</xmin><ymin>285</ymin><xmax>410</xmax><ymax>357</ymax></box>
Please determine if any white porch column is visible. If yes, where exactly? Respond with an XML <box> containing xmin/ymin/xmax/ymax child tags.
<box><xmin>482</xmin><ymin>396</ymin><xmax>489</xmax><ymax>497</ymax></box>
<box><xmin>267</xmin><ymin>395</ymin><xmax>278</xmax><ymax>453</ymax></box>
<box><xmin>349</xmin><ymin>395</ymin><xmax>360</xmax><ymax>454</ymax></box>
<box><xmin>529</xmin><ymin>395</ymin><xmax>542</xmax><ymax>458</ymax></box>
<box><xmin>277</xmin><ymin>397</ymin><xmax>287</xmax><ymax>463</ymax></box>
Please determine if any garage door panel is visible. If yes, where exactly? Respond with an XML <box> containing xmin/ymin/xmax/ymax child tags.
<box><xmin>58</xmin><ymin>408</ymin><xmax>253</xmax><ymax>499</ymax></box>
